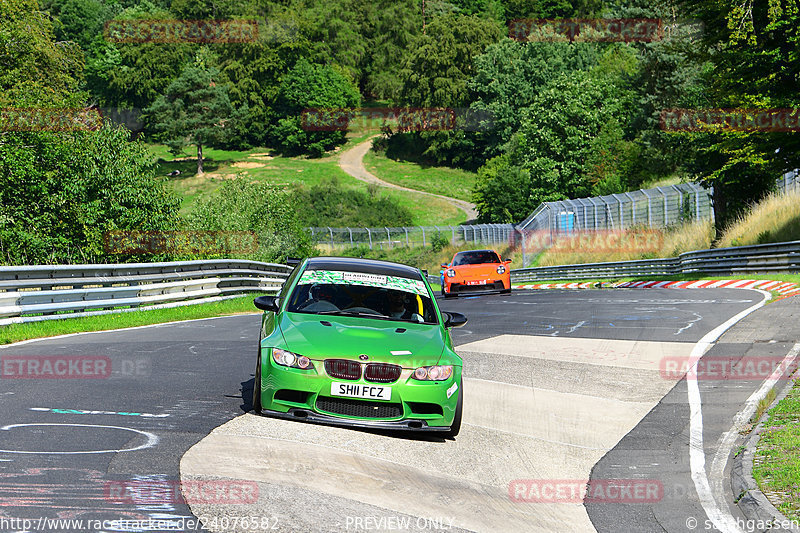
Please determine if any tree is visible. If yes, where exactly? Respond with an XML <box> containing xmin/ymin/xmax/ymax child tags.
<box><xmin>83</xmin><ymin>2</ymin><xmax>192</xmax><ymax>110</ymax></box>
<box><xmin>674</xmin><ymin>0</ymin><xmax>800</xmax><ymax>227</ymax></box>
<box><xmin>145</xmin><ymin>59</ymin><xmax>236</xmax><ymax>174</ymax></box>
<box><xmin>269</xmin><ymin>58</ymin><xmax>360</xmax><ymax>157</ymax></box>
<box><xmin>0</xmin><ymin>0</ymin><xmax>83</xmax><ymax>97</ymax></box>
<box><xmin>398</xmin><ymin>13</ymin><xmax>503</xmax><ymax>108</ymax></box>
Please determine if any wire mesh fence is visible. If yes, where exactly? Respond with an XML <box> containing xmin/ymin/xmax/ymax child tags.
<box><xmin>308</xmin><ymin>224</ymin><xmax>515</xmax><ymax>251</ymax></box>
<box><xmin>516</xmin><ymin>182</ymin><xmax>713</xmax><ymax>234</ymax></box>
<box><xmin>778</xmin><ymin>169</ymin><xmax>800</xmax><ymax>194</ymax></box>
<box><xmin>308</xmin><ymin>171</ymin><xmax>799</xmax><ymax>257</ymax></box>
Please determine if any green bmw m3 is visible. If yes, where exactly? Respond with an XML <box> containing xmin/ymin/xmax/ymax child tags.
<box><xmin>252</xmin><ymin>256</ymin><xmax>467</xmax><ymax>437</ymax></box>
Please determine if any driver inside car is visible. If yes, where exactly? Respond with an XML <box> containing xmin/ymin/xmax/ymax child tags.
<box><xmin>386</xmin><ymin>290</ymin><xmax>423</xmax><ymax>322</ymax></box>
<box><xmin>298</xmin><ymin>283</ymin><xmax>339</xmax><ymax>312</ymax></box>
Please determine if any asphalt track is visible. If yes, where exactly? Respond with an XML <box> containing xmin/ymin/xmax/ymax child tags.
<box><xmin>0</xmin><ymin>288</ymin><xmax>783</xmax><ymax>532</ymax></box>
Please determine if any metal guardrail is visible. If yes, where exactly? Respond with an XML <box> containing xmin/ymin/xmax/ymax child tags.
<box><xmin>309</xmin><ymin>224</ymin><xmax>514</xmax><ymax>250</ymax></box>
<box><xmin>0</xmin><ymin>260</ymin><xmax>292</xmax><ymax>326</ymax></box>
<box><xmin>510</xmin><ymin>240</ymin><xmax>800</xmax><ymax>282</ymax></box>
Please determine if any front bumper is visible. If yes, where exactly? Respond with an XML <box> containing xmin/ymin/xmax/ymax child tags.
<box><xmin>258</xmin><ymin>356</ymin><xmax>461</xmax><ymax>429</ymax></box>
<box><xmin>446</xmin><ymin>278</ymin><xmax>510</xmax><ymax>294</ymax></box>
<box><xmin>260</xmin><ymin>407</ymin><xmax>451</xmax><ymax>432</ymax></box>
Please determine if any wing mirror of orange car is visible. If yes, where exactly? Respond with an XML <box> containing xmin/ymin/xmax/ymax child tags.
<box><xmin>503</xmin><ymin>259</ymin><xmax>512</xmax><ymax>264</ymax></box>
<box><xmin>440</xmin><ymin>263</ymin><xmax>448</xmax><ymax>268</ymax></box>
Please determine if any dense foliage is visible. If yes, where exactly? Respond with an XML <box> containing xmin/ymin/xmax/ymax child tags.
<box><xmin>4</xmin><ymin>0</ymin><xmax>798</xmax><ymax>266</ymax></box>
<box><xmin>292</xmin><ymin>179</ymin><xmax>414</xmax><ymax>228</ymax></box>
<box><xmin>186</xmin><ymin>180</ymin><xmax>315</xmax><ymax>262</ymax></box>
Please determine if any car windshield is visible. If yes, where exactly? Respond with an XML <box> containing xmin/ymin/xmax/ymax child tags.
<box><xmin>453</xmin><ymin>251</ymin><xmax>500</xmax><ymax>266</ymax></box>
<box><xmin>286</xmin><ymin>269</ymin><xmax>438</xmax><ymax>324</ymax></box>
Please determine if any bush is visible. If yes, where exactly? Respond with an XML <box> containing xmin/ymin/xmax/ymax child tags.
<box><xmin>0</xmin><ymin>122</ymin><xmax>180</xmax><ymax>265</ymax></box>
<box><xmin>430</xmin><ymin>231</ymin><xmax>450</xmax><ymax>252</ymax></box>
<box><xmin>292</xmin><ymin>178</ymin><xmax>414</xmax><ymax>228</ymax></box>
<box><xmin>185</xmin><ymin>179</ymin><xmax>315</xmax><ymax>262</ymax></box>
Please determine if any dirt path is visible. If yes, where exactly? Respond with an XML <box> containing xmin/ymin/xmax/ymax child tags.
<box><xmin>338</xmin><ymin>136</ymin><xmax>479</xmax><ymax>222</ymax></box>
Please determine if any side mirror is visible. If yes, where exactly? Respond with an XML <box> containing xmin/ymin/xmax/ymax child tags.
<box><xmin>254</xmin><ymin>295</ymin><xmax>280</xmax><ymax>312</ymax></box>
<box><xmin>443</xmin><ymin>311</ymin><xmax>468</xmax><ymax>328</ymax></box>
<box><xmin>504</xmin><ymin>259</ymin><xmax>512</xmax><ymax>264</ymax></box>
<box><xmin>440</xmin><ymin>264</ymin><xmax>448</xmax><ymax>268</ymax></box>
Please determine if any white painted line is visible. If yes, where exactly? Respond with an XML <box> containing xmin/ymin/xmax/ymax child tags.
<box><xmin>708</xmin><ymin>342</ymin><xmax>800</xmax><ymax>531</ymax></box>
<box><xmin>0</xmin><ymin>313</ymin><xmax>259</xmax><ymax>350</ymax></box>
<box><xmin>0</xmin><ymin>423</ymin><xmax>158</xmax><ymax>454</ymax></box>
<box><xmin>686</xmin><ymin>289</ymin><xmax>771</xmax><ymax>533</ymax></box>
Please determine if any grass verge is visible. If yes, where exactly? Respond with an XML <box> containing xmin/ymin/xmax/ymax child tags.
<box><xmin>151</xmin><ymin>143</ymin><xmax>463</xmax><ymax>226</ymax></box>
<box><xmin>533</xmin><ymin>220</ymin><xmax>715</xmax><ymax>268</ymax></box>
<box><xmin>718</xmin><ymin>190</ymin><xmax>800</xmax><ymax>248</ymax></box>
<box><xmin>753</xmin><ymin>381</ymin><xmax>800</xmax><ymax>522</ymax></box>
<box><xmin>362</xmin><ymin>150</ymin><xmax>477</xmax><ymax>202</ymax></box>
<box><xmin>0</xmin><ymin>295</ymin><xmax>262</xmax><ymax>345</ymax></box>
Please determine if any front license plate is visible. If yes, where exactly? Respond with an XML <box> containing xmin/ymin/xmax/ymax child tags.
<box><xmin>466</xmin><ymin>280</ymin><xmax>487</xmax><ymax>285</ymax></box>
<box><xmin>331</xmin><ymin>382</ymin><xmax>391</xmax><ymax>401</ymax></box>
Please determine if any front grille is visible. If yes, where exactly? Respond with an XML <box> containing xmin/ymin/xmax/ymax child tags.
<box><xmin>364</xmin><ymin>363</ymin><xmax>402</xmax><ymax>383</ymax></box>
<box><xmin>324</xmin><ymin>359</ymin><xmax>361</xmax><ymax>380</ymax></box>
<box><xmin>316</xmin><ymin>397</ymin><xmax>402</xmax><ymax>419</ymax></box>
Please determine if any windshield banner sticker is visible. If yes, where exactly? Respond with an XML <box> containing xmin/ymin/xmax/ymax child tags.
<box><xmin>300</xmin><ymin>270</ymin><xmax>428</xmax><ymax>296</ymax></box>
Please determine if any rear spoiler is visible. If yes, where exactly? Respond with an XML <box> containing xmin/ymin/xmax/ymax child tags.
<box><xmin>286</xmin><ymin>257</ymin><xmax>302</xmax><ymax>268</ymax></box>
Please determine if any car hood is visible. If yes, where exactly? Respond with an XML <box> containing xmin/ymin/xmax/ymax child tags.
<box><xmin>453</xmin><ymin>263</ymin><xmax>500</xmax><ymax>276</ymax></box>
<box><xmin>277</xmin><ymin>312</ymin><xmax>445</xmax><ymax>365</ymax></box>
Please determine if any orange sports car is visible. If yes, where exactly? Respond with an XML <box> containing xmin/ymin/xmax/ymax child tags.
<box><xmin>440</xmin><ymin>249</ymin><xmax>511</xmax><ymax>298</ymax></box>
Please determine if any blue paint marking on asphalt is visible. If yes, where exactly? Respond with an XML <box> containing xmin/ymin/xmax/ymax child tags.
<box><xmin>609</xmin><ymin>323</ymin><xmax>615</xmax><ymax>327</ymax></box>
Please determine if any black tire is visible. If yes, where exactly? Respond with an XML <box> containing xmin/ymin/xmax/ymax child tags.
<box><xmin>444</xmin><ymin>380</ymin><xmax>463</xmax><ymax>438</ymax></box>
<box><xmin>252</xmin><ymin>354</ymin><xmax>263</xmax><ymax>415</ymax></box>
<box><xmin>443</xmin><ymin>289</ymin><xmax>456</xmax><ymax>299</ymax></box>
<box><xmin>501</xmin><ymin>288</ymin><xmax>511</xmax><ymax>294</ymax></box>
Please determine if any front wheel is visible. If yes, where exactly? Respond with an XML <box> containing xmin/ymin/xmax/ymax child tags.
<box><xmin>443</xmin><ymin>380</ymin><xmax>462</xmax><ymax>438</ymax></box>
<box><xmin>252</xmin><ymin>355</ymin><xmax>263</xmax><ymax>415</ymax></box>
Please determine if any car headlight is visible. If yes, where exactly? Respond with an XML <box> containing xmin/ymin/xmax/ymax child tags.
<box><xmin>446</xmin><ymin>269</ymin><xmax>456</xmax><ymax>277</ymax></box>
<box><xmin>272</xmin><ymin>348</ymin><xmax>313</xmax><ymax>369</ymax></box>
<box><xmin>496</xmin><ymin>265</ymin><xmax>506</xmax><ymax>274</ymax></box>
<box><xmin>412</xmin><ymin>365</ymin><xmax>453</xmax><ymax>381</ymax></box>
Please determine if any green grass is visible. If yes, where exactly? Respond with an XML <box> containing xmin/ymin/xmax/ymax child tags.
<box><xmin>150</xmin><ymin>143</ymin><xmax>464</xmax><ymax>226</ymax></box>
<box><xmin>718</xmin><ymin>190</ymin><xmax>800</xmax><ymax>248</ymax></box>
<box><xmin>362</xmin><ymin>150</ymin><xmax>477</xmax><ymax>202</ymax></box>
<box><xmin>753</xmin><ymin>382</ymin><xmax>800</xmax><ymax>522</ymax></box>
<box><xmin>0</xmin><ymin>295</ymin><xmax>262</xmax><ymax>345</ymax></box>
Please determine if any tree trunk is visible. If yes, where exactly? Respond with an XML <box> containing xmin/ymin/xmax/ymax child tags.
<box><xmin>712</xmin><ymin>181</ymin><xmax>726</xmax><ymax>234</ymax></box>
<box><xmin>197</xmin><ymin>144</ymin><xmax>204</xmax><ymax>175</ymax></box>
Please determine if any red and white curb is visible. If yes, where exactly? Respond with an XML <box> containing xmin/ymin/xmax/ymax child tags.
<box><xmin>512</xmin><ymin>282</ymin><xmax>599</xmax><ymax>290</ymax></box>
<box><xmin>612</xmin><ymin>279</ymin><xmax>800</xmax><ymax>298</ymax></box>
<box><xmin>511</xmin><ymin>279</ymin><xmax>800</xmax><ymax>299</ymax></box>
